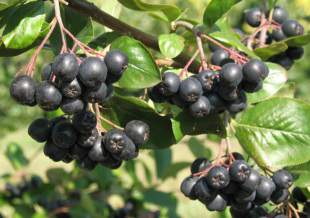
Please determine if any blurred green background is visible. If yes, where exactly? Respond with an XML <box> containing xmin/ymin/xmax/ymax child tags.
<box><xmin>0</xmin><ymin>0</ymin><xmax>309</xmax><ymax>217</ymax></box>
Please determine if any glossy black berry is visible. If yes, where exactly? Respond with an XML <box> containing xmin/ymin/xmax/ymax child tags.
<box><xmin>60</xmin><ymin>78</ymin><xmax>83</xmax><ymax>99</ymax></box>
<box><xmin>52</xmin><ymin>121</ymin><xmax>77</xmax><ymax>149</ymax></box>
<box><xmin>104</xmin><ymin>129</ymin><xmax>128</xmax><ymax>155</ymax></box>
<box><xmin>229</xmin><ymin>160</ymin><xmax>251</xmax><ymax>183</ymax></box>
<box><xmin>272</xmin><ymin>6</ymin><xmax>288</xmax><ymax>24</ymax></box>
<box><xmin>148</xmin><ymin>86</ymin><xmax>167</xmax><ymax>103</ymax></box>
<box><xmin>78</xmin><ymin>57</ymin><xmax>107</xmax><ymax>88</ymax></box>
<box><xmin>193</xmin><ymin>178</ymin><xmax>216</xmax><ymax>203</ymax></box>
<box><xmin>88</xmin><ymin>136</ymin><xmax>105</xmax><ymax>162</ymax></box>
<box><xmin>36</xmin><ymin>81</ymin><xmax>62</xmax><ymax>111</ymax></box>
<box><xmin>272</xmin><ymin>29</ymin><xmax>287</xmax><ymax>41</ymax></box>
<box><xmin>170</xmin><ymin>94</ymin><xmax>190</xmax><ymax>108</ymax></box>
<box><xmin>189</xmin><ymin>96</ymin><xmax>211</xmax><ymax>118</ymax></box>
<box><xmin>241</xmin><ymin>80</ymin><xmax>263</xmax><ymax>93</ymax></box>
<box><xmin>211</xmin><ymin>49</ymin><xmax>233</xmax><ymax>66</ymax></box>
<box><xmin>69</xmin><ymin>144</ymin><xmax>90</xmax><ymax>161</ymax></box>
<box><xmin>30</xmin><ymin>175</ymin><xmax>43</xmax><ymax>189</ymax></box>
<box><xmin>226</xmin><ymin>91</ymin><xmax>247</xmax><ymax>114</ymax></box>
<box><xmin>272</xmin><ymin>169</ymin><xmax>293</xmax><ymax>189</ymax></box>
<box><xmin>206</xmin><ymin>194</ymin><xmax>227</xmax><ymax>212</ymax></box>
<box><xmin>222</xmin><ymin>181</ymin><xmax>239</xmax><ymax>195</ymax></box>
<box><xmin>196</xmin><ymin>70</ymin><xmax>218</xmax><ymax>92</ymax></box>
<box><xmin>77</xmin><ymin>128</ymin><xmax>99</xmax><ymax>148</ymax></box>
<box><xmin>245</xmin><ymin>8</ymin><xmax>262</xmax><ymax>27</ymax></box>
<box><xmin>179</xmin><ymin>77</ymin><xmax>203</xmax><ymax>102</ymax></box>
<box><xmin>118</xmin><ymin>136</ymin><xmax>137</xmax><ymax>161</ymax></box>
<box><xmin>243</xmin><ymin>59</ymin><xmax>269</xmax><ymax>83</ymax></box>
<box><xmin>269</xmin><ymin>54</ymin><xmax>294</xmax><ymax>70</ymax></box>
<box><xmin>43</xmin><ymin>140</ymin><xmax>68</xmax><ymax>162</ymax></box>
<box><xmin>78</xmin><ymin>157</ymin><xmax>97</xmax><ymax>170</ymax></box>
<box><xmin>52</xmin><ymin>53</ymin><xmax>79</xmax><ymax>82</ymax></box>
<box><xmin>256</xmin><ymin>176</ymin><xmax>276</xmax><ymax>201</ymax></box>
<box><xmin>60</xmin><ymin>98</ymin><xmax>84</xmax><ymax>115</ymax></box>
<box><xmin>235</xmin><ymin>190</ymin><xmax>256</xmax><ymax>203</ymax></box>
<box><xmin>180</xmin><ymin>176</ymin><xmax>199</xmax><ymax>199</ymax></box>
<box><xmin>62</xmin><ymin>154</ymin><xmax>73</xmax><ymax>163</ymax></box>
<box><xmin>271</xmin><ymin>188</ymin><xmax>289</xmax><ymax>204</ymax></box>
<box><xmin>206</xmin><ymin>166</ymin><xmax>230</xmax><ymax>190</ymax></box>
<box><xmin>10</xmin><ymin>75</ymin><xmax>36</xmax><ymax>106</ymax></box>
<box><xmin>73</xmin><ymin>111</ymin><xmax>97</xmax><ymax>134</ymax></box>
<box><xmin>191</xmin><ymin>157</ymin><xmax>211</xmax><ymax>174</ymax></box>
<box><xmin>286</xmin><ymin>47</ymin><xmax>304</xmax><ymax>60</ymax></box>
<box><xmin>240</xmin><ymin>169</ymin><xmax>261</xmax><ymax>193</ymax></box>
<box><xmin>41</xmin><ymin>64</ymin><xmax>52</xmax><ymax>81</ymax></box>
<box><xmin>125</xmin><ymin>120</ymin><xmax>150</xmax><ymax>146</ymax></box>
<box><xmin>206</xmin><ymin>93</ymin><xmax>226</xmax><ymax>113</ymax></box>
<box><xmin>217</xmin><ymin>86</ymin><xmax>238</xmax><ymax>102</ymax></box>
<box><xmin>28</xmin><ymin>118</ymin><xmax>50</xmax><ymax>142</ymax></box>
<box><xmin>220</xmin><ymin>63</ymin><xmax>243</xmax><ymax>88</ymax></box>
<box><xmin>282</xmin><ymin>19</ymin><xmax>304</xmax><ymax>37</ymax></box>
<box><xmin>84</xmin><ymin>82</ymin><xmax>107</xmax><ymax>103</ymax></box>
<box><xmin>232</xmin><ymin>152</ymin><xmax>244</xmax><ymax>160</ymax></box>
<box><xmin>157</xmin><ymin>72</ymin><xmax>180</xmax><ymax>96</ymax></box>
<box><xmin>105</xmin><ymin>50</ymin><xmax>128</xmax><ymax>76</ymax></box>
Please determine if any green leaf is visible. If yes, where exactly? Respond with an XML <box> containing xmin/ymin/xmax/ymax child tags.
<box><xmin>2</xmin><ymin>1</ymin><xmax>46</xmax><ymax>49</ymax></box>
<box><xmin>0</xmin><ymin>0</ymin><xmax>23</xmax><ymax>11</ymax></box>
<box><xmin>254</xmin><ymin>43</ymin><xmax>288</xmax><ymax>60</ymax></box>
<box><xmin>117</xmin><ymin>0</ymin><xmax>181</xmax><ymax>21</ymax></box>
<box><xmin>46</xmin><ymin>168</ymin><xmax>69</xmax><ymax>185</ymax></box>
<box><xmin>101</xmin><ymin>95</ymin><xmax>176</xmax><ymax>149</ymax></box>
<box><xmin>154</xmin><ymin>149</ymin><xmax>172</xmax><ymax>179</ymax></box>
<box><xmin>287</xmin><ymin>161</ymin><xmax>310</xmax><ymax>187</ymax></box>
<box><xmin>234</xmin><ymin>97</ymin><xmax>310</xmax><ymax>170</ymax></box>
<box><xmin>211</xmin><ymin>17</ymin><xmax>259</xmax><ymax>58</ymax></box>
<box><xmin>203</xmin><ymin>0</ymin><xmax>241</xmax><ymax>28</ymax></box>
<box><xmin>284</xmin><ymin>33</ymin><xmax>310</xmax><ymax>47</ymax></box>
<box><xmin>268</xmin><ymin>0</ymin><xmax>279</xmax><ymax>9</ymax></box>
<box><xmin>5</xmin><ymin>143</ymin><xmax>29</xmax><ymax>170</ymax></box>
<box><xmin>162</xmin><ymin>162</ymin><xmax>190</xmax><ymax>180</ymax></box>
<box><xmin>188</xmin><ymin>137</ymin><xmax>212</xmax><ymax>158</ymax></box>
<box><xmin>159</xmin><ymin>33</ymin><xmax>185</xmax><ymax>59</ymax></box>
<box><xmin>171</xmin><ymin>111</ymin><xmax>225</xmax><ymax>142</ymax></box>
<box><xmin>247</xmin><ymin>63</ymin><xmax>287</xmax><ymax>104</ymax></box>
<box><xmin>111</xmin><ymin>36</ymin><xmax>161</xmax><ymax>89</ymax></box>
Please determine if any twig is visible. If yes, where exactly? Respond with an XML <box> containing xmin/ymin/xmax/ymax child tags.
<box><xmin>288</xmin><ymin>203</ymin><xmax>300</xmax><ymax>218</ymax></box>
<box><xmin>93</xmin><ymin>103</ymin><xmax>106</xmax><ymax>132</ymax></box>
<box><xmin>196</xmin><ymin>34</ymin><xmax>208</xmax><ymax>70</ymax></box>
<box><xmin>98</xmin><ymin>114</ymin><xmax>124</xmax><ymax>130</ymax></box>
<box><xmin>179</xmin><ymin>50</ymin><xmax>199</xmax><ymax>78</ymax></box>
<box><xmin>54</xmin><ymin>0</ymin><xmax>68</xmax><ymax>52</ymax></box>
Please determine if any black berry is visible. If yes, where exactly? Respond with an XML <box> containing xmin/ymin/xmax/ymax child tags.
<box><xmin>28</xmin><ymin>118</ymin><xmax>50</xmax><ymax>142</ymax></box>
<box><xmin>73</xmin><ymin>111</ymin><xmax>97</xmax><ymax>134</ymax></box>
<box><xmin>44</xmin><ymin>140</ymin><xmax>68</xmax><ymax>162</ymax></box>
<box><xmin>124</xmin><ymin>120</ymin><xmax>150</xmax><ymax>146</ymax></box>
<box><xmin>206</xmin><ymin>166</ymin><xmax>230</xmax><ymax>190</ymax></box>
<box><xmin>271</xmin><ymin>188</ymin><xmax>289</xmax><ymax>204</ymax></box>
<box><xmin>189</xmin><ymin>96</ymin><xmax>211</xmax><ymax>118</ymax></box>
<box><xmin>60</xmin><ymin>78</ymin><xmax>83</xmax><ymax>99</ymax></box>
<box><xmin>104</xmin><ymin>50</ymin><xmax>128</xmax><ymax>76</ymax></box>
<box><xmin>243</xmin><ymin>59</ymin><xmax>269</xmax><ymax>82</ymax></box>
<box><xmin>51</xmin><ymin>121</ymin><xmax>77</xmax><ymax>149</ymax></box>
<box><xmin>78</xmin><ymin>57</ymin><xmax>107</xmax><ymax>88</ymax></box>
<box><xmin>206</xmin><ymin>194</ymin><xmax>227</xmax><ymax>211</ymax></box>
<box><xmin>60</xmin><ymin>98</ymin><xmax>84</xmax><ymax>114</ymax></box>
<box><xmin>41</xmin><ymin>64</ymin><xmax>52</xmax><ymax>81</ymax></box>
<box><xmin>52</xmin><ymin>53</ymin><xmax>79</xmax><ymax>82</ymax></box>
<box><xmin>272</xmin><ymin>29</ymin><xmax>287</xmax><ymax>41</ymax></box>
<box><xmin>36</xmin><ymin>81</ymin><xmax>62</xmax><ymax>111</ymax></box>
<box><xmin>157</xmin><ymin>72</ymin><xmax>180</xmax><ymax>96</ymax></box>
<box><xmin>272</xmin><ymin>6</ymin><xmax>288</xmax><ymax>24</ymax></box>
<box><xmin>240</xmin><ymin>169</ymin><xmax>261</xmax><ymax>193</ymax></box>
<box><xmin>256</xmin><ymin>176</ymin><xmax>276</xmax><ymax>201</ymax></box>
<box><xmin>282</xmin><ymin>19</ymin><xmax>304</xmax><ymax>37</ymax></box>
<box><xmin>77</xmin><ymin>128</ymin><xmax>99</xmax><ymax>148</ymax></box>
<box><xmin>10</xmin><ymin>75</ymin><xmax>36</xmax><ymax>106</ymax></box>
<box><xmin>191</xmin><ymin>157</ymin><xmax>211</xmax><ymax>174</ymax></box>
<box><xmin>229</xmin><ymin>160</ymin><xmax>251</xmax><ymax>183</ymax></box>
<box><xmin>245</xmin><ymin>8</ymin><xmax>262</xmax><ymax>27</ymax></box>
<box><xmin>211</xmin><ymin>49</ymin><xmax>233</xmax><ymax>66</ymax></box>
<box><xmin>286</xmin><ymin>47</ymin><xmax>304</xmax><ymax>60</ymax></box>
<box><xmin>220</xmin><ymin>63</ymin><xmax>243</xmax><ymax>87</ymax></box>
<box><xmin>272</xmin><ymin>169</ymin><xmax>293</xmax><ymax>189</ymax></box>
<box><xmin>180</xmin><ymin>176</ymin><xmax>199</xmax><ymax>199</ymax></box>
<box><xmin>179</xmin><ymin>77</ymin><xmax>203</xmax><ymax>102</ymax></box>
<box><xmin>84</xmin><ymin>82</ymin><xmax>107</xmax><ymax>103</ymax></box>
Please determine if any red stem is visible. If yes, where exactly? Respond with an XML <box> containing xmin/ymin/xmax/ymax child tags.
<box><xmin>179</xmin><ymin>50</ymin><xmax>199</xmax><ymax>78</ymax></box>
